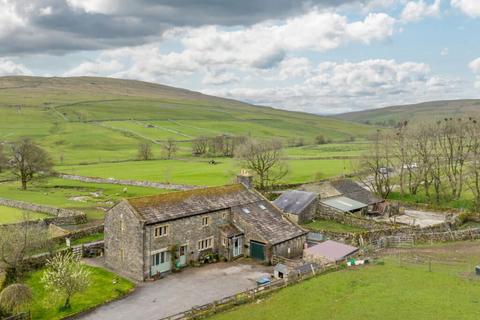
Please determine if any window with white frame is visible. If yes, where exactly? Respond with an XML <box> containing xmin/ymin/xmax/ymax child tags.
<box><xmin>198</xmin><ymin>237</ymin><xmax>213</xmax><ymax>251</ymax></box>
<box><xmin>154</xmin><ymin>225</ymin><xmax>169</xmax><ymax>238</ymax></box>
<box><xmin>202</xmin><ymin>216</ymin><xmax>210</xmax><ymax>227</ymax></box>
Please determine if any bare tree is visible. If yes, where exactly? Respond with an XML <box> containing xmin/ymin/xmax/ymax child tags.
<box><xmin>0</xmin><ymin>218</ymin><xmax>53</xmax><ymax>287</ymax></box>
<box><xmin>466</xmin><ymin>118</ymin><xmax>480</xmax><ymax>210</ymax></box>
<box><xmin>162</xmin><ymin>138</ymin><xmax>177</xmax><ymax>159</ymax></box>
<box><xmin>192</xmin><ymin>136</ymin><xmax>208</xmax><ymax>156</ymax></box>
<box><xmin>235</xmin><ymin>139</ymin><xmax>288</xmax><ymax>190</ymax></box>
<box><xmin>9</xmin><ymin>139</ymin><xmax>53</xmax><ymax>190</ymax></box>
<box><xmin>41</xmin><ymin>252</ymin><xmax>91</xmax><ymax>310</ymax></box>
<box><xmin>0</xmin><ymin>144</ymin><xmax>7</xmax><ymax>173</ymax></box>
<box><xmin>357</xmin><ymin>130</ymin><xmax>393</xmax><ymax>198</ymax></box>
<box><xmin>137</xmin><ymin>142</ymin><xmax>153</xmax><ymax>161</ymax></box>
<box><xmin>392</xmin><ymin>121</ymin><xmax>408</xmax><ymax>195</ymax></box>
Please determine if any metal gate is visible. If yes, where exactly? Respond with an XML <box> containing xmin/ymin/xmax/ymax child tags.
<box><xmin>250</xmin><ymin>240</ymin><xmax>266</xmax><ymax>261</ymax></box>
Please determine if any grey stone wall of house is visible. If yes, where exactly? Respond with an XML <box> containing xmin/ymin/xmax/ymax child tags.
<box><xmin>297</xmin><ymin>199</ymin><xmax>318</xmax><ymax>224</ymax></box>
<box><xmin>104</xmin><ymin>201</ymin><xmax>145</xmax><ymax>282</ymax></box>
<box><xmin>272</xmin><ymin>235</ymin><xmax>306</xmax><ymax>259</ymax></box>
<box><xmin>0</xmin><ymin>198</ymin><xmax>87</xmax><ymax>225</ymax></box>
<box><xmin>232</xmin><ymin>211</ymin><xmax>271</xmax><ymax>261</ymax></box>
<box><xmin>143</xmin><ymin>209</ymin><xmax>231</xmax><ymax>278</ymax></box>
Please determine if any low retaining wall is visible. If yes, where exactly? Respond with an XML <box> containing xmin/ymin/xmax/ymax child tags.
<box><xmin>58</xmin><ymin>173</ymin><xmax>201</xmax><ymax>191</ymax></box>
<box><xmin>0</xmin><ymin>198</ymin><xmax>86</xmax><ymax>225</ymax></box>
<box><xmin>315</xmin><ymin>207</ymin><xmax>394</xmax><ymax>230</ymax></box>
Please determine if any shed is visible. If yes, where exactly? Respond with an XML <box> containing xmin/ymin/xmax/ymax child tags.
<box><xmin>304</xmin><ymin>240</ymin><xmax>359</xmax><ymax>264</ymax></box>
<box><xmin>330</xmin><ymin>179</ymin><xmax>383</xmax><ymax>206</ymax></box>
<box><xmin>273</xmin><ymin>190</ymin><xmax>317</xmax><ymax>223</ymax></box>
<box><xmin>320</xmin><ymin>196</ymin><xmax>367</xmax><ymax>213</ymax></box>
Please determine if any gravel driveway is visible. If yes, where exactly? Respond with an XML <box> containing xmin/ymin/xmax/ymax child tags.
<box><xmin>78</xmin><ymin>259</ymin><xmax>272</xmax><ymax>320</ymax></box>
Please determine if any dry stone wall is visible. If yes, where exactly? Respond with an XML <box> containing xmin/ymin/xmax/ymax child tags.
<box><xmin>58</xmin><ymin>173</ymin><xmax>201</xmax><ymax>191</ymax></box>
<box><xmin>0</xmin><ymin>198</ymin><xmax>87</xmax><ymax>225</ymax></box>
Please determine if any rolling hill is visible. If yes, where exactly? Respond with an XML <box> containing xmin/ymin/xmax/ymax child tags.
<box><xmin>0</xmin><ymin>76</ymin><xmax>375</xmax><ymax>165</ymax></box>
<box><xmin>336</xmin><ymin>99</ymin><xmax>480</xmax><ymax>125</ymax></box>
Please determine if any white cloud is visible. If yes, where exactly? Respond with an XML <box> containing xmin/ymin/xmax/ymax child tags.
<box><xmin>204</xmin><ymin>59</ymin><xmax>461</xmax><ymax>114</ymax></box>
<box><xmin>401</xmin><ymin>0</ymin><xmax>441</xmax><ymax>22</ymax></box>
<box><xmin>0</xmin><ymin>0</ymin><xmax>25</xmax><ymax>38</ymax></box>
<box><xmin>63</xmin><ymin>59</ymin><xmax>124</xmax><ymax>77</ymax></box>
<box><xmin>66</xmin><ymin>0</ymin><xmax>123</xmax><ymax>14</ymax></box>
<box><xmin>0</xmin><ymin>58</ymin><xmax>32</xmax><ymax>75</ymax></box>
<box><xmin>451</xmin><ymin>0</ymin><xmax>480</xmax><ymax>17</ymax></box>
<box><xmin>469</xmin><ymin>58</ymin><xmax>480</xmax><ymax>88</ymax></box>
<box><xmin>441</xmin><ymin>47</ymin><xmax>449</xmax><ymax>56</ymax></box>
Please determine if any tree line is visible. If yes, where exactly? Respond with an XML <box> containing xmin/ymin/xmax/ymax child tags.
<box><xmin>359</xmin><ymin>117</ymin><xmax>480</xmax><ymax>210</ymax></box>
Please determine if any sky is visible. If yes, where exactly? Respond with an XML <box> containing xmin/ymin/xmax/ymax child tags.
<box><xmin>0</xmin><ymin>0</ymin><xmax>479</xmax><ymax>114</ymax></box>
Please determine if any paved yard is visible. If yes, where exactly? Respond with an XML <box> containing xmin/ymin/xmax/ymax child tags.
<box><xmin>79</xmin><ymin>259</ymin><xmax>272</xmax><ymax>320</ymax></box>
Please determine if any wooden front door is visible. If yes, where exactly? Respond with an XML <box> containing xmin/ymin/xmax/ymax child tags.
<box><xmin>233</xmin><ymin>236</ymin><xmax>243</xmax><ymax>257</ymax></box>
<box><xmin>177</xmin><ymin>245</ymin><xmax>187</xmax><ymax>267</ymax></box>
<box><xmin>151</xmin><ymin>250</ymin><xmax>171</xmax><ymax>276</ymax></box>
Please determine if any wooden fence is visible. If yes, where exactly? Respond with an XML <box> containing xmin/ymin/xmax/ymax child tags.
<box><xmin>158</xmin><ymin>262</ymin><xmax>338</xmax><ymax>320</ymax></box>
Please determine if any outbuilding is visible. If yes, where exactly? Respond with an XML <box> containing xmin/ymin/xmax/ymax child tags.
<box><xmin>304</xmin><ymin>240</ymin><xmax>359</xmax><ymax>265</ymax></box>
<box><xmin>273</xmin><ymin>190</ymin><xmax>318</xmax><ymax>224</ymax></box>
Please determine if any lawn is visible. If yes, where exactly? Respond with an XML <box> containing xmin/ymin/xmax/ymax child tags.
<box><xmin>26</xmin><ymin>265</ymin><xmax>135</xmax><ymax>320</ymax></box>
<box><xmin>0</xmin><ymin>206</ymin><xmax>50</xmax><ymax>224</ymax></box>
<box><xmin>303</xmin><ymin>219</ymin><xmax>367</xmax><ymax>233</ymax></box>
<box><xmin>388</xmin><ymin>190</ymin><xmax>475</xmax><ymax>212</ymax></box>
<box><xmin>57</xmin><ymin>158</ymin><xmax>353</xmax><ymax>187</ymax></box>
<box><xmin>0</xmin><ymin>178</ymin><xmax>167</xmax><ymax>221</ymax></box>
<box><xmin>210</xmin><ymin>241</ymin><xmax>480</xmax><ymax>320</ymax></box>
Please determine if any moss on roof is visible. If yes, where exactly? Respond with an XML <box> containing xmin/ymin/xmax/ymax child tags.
<box><xmin>127</xmin><ymin>184</ymin><xmax>245</xmax><ymax>209</ymax></box>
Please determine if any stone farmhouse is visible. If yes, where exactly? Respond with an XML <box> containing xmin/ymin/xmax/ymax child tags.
<box><xmin>104</xmin><ymin>178</ymin><xmax>307</xmax><ymax>281</ymax></box>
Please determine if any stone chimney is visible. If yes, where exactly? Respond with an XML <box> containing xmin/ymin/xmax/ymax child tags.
<box><xmin>237</xmin><ymin>169</ymin><xmax>253</xmax><ymax>189</ymax></box>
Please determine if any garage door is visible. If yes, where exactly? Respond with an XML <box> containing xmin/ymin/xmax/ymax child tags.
<box><xmin>250</xmin><ymin>241</ymin><xmax>266</xmax><ymax>261</ymax></box>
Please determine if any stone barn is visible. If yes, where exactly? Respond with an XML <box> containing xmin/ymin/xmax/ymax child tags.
<box><xmin>273</xmin><ymin>190</ymin><xmax>318</xmax><ymax>224</ymax></box>
<box><xmin>104</xmin><ymin>181</ymin><xmax>307</xmax><ymax>281</ymax></box>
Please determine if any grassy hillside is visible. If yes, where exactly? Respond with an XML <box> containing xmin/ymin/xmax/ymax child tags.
<box><xmin>0</xmin><ymin>76</ymin><xmax>375</xmax><ymax>165</ymax></box>
<box><xmin>336</xmin><ymin>99</ymin><xmax>480</xmax><ymax>125</ymax></box>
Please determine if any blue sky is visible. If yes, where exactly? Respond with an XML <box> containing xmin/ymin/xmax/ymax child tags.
<box><xmin>0</xmin><ymin>0</ymin><xmax>479</xmax><ymax>114</ymax></box>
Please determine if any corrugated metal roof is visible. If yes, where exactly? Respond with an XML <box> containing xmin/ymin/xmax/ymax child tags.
<box><xmin>273</xmin><ymin>190</ymin><xmax>317</xmax><ymax>215</ymax></box>
<box><xmin>320</xmin><ymin>196</ymin><xmax>367</xmax><ymax>212</ymax></box>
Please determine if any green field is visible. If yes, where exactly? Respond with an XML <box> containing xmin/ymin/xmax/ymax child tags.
<box><xmin>0</xmin><ymin>178</ymin><xmax>166</xmax><ymax>221</ymax></box>
<box><xmin>0</xmin><ymin>206</ymin><xmax>50</xmax><ymax>224</ymax></box>
<box><xmin>211</xmin><ymin>241</ymin><xmax>480</xmax><ymax>320</ymax></box>
<box><xmin>26</xmin><ymin>265</ymin><xmax>134</xmax><ymax>320</ymax></box>
<box><xmin>0</xmin><ymin>76</ymin><xmax>375</xmax><ymax>166</ymax></box>
<box><xmin>303</xmin><ymin>219</ymin><xmax>367</xmax><ymax>233</ymax></box>
<box><xmin>57</xmin><ymin>158</ymin><xmax>353</xmax><ymax>187</ymax></box>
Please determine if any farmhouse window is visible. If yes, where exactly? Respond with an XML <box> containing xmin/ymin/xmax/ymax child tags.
<box><xmin>154</xmin><ymin>225</ymin><xmax>169</xmax><ymax>237</ymax></box>
<box><xmin>198</xmin><ymin>237</ymin><xmax>213</xmax><ymax>251</ymax></box>
<box><xmin>202</xmin><ymin>216</ymin><xmax>210</xmax><ymax>227</ymax></box>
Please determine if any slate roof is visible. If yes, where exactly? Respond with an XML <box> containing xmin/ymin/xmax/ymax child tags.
<box><xmin>233</xmin><ymin>200</ymin><xmax>307</xmax><ymax>245</ymax></box>
<box><xmin>126</xmin><ymin>184</ymin><xmax>260</xmax><ymax>224</ymax></box>
<box><xmin>299</xmin><ymin>182</ymin><xmax>342</xmax><ymax>199</ymax></box>
<box><xmin>320</xmin><ymin>196</ymin><xmax>367</xmax><ymax>212</ymax></box>
<box><xmin>330</xmin><ymin>179</ymin><xmax>383</xmax><ymax>205</ymax></box>
<box><xmin>273</xmin><ymin>190</ymin><xmax>317</xmax><ymax>215</ymax></box>
<box><xmin>305</xmin><ymin>240</ymin><xmax>359</xmax><ymax>262</ymax></box>
<box><xmin>220</xmin><ymin>224</ymin><xmax>244</xmax><ymax>237</ymax></box>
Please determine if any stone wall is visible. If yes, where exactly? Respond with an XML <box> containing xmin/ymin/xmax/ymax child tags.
<box><xmin>0</xmin><ymin>198</ymin><xmax>87</xmax><ymax>225</ymax></box>
<box><xmin>315</xmin><ymin>203</ymin><xmax>392</xmax><ymax>230</ymax></box>
<box><xmin>58</xmin><ymin>173</ymin><xmax>201</xmax><ymax>191</ymax></box>
<box><xmin>144</xmin><ymin>208</ymin><xmax>231</xmax><ymax>275</ymax></box>
<box><xmin>104</xmin><ymin>201</ymin><xmax>146</xmax><ymax>282</ymax></box>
